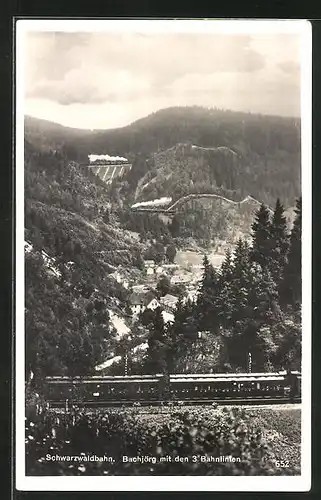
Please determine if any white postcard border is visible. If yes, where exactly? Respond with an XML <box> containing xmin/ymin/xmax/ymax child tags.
<box><xmin>15</xmin><ymin>18</ymin><xmax>312</xmax><ymax>492</ymax></box>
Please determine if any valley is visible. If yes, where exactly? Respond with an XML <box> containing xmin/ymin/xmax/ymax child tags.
<box><xmin>24</xmin><ymin>105</ymin><xmax>302</xmax><ymax>381</ymax></box>
<box><xmin>174</xmin><ymin>249</ymin><xmax>225</xmax><ymax>269</ymax></box>
<box><xmin>20</xmin><ymin>22</ymin><xmax>307</xmax><ymax>481</ymax></box>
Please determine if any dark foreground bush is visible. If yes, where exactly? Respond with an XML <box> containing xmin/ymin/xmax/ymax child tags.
<box><xmin>25</xmin><ymin>406</ymin><xmax>300</xmax><ymax>476</ymax></box>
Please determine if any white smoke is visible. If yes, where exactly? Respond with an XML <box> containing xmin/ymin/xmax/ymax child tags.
<box><xmin>132</xmin><ymin>342</ymin><xmax>149</xmax><ymax>353</ymax></box>
<box><xmin>131</xmin><ymin>197</ymin><xmax>172</xmax><ymax>209</ymax></box>
<box><xmin>95</xmin><ymin>355</ymin><xmax>122</xmax><ymax>371</ymax></box>
<box><xmin>88</xmin><ymin>154</ymin><xmax>128</xmax><ymax>163</ymax></box>
<box><xmin>191</xmin><ymin>145</ymin><xmax>237</xmax><ymax>156</ymax></box>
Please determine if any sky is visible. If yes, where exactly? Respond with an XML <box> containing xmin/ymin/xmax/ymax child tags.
<box><xmin>22</xmin><ymin>27</ymin><xmax>302</xmax><ymax>130</ymax></box>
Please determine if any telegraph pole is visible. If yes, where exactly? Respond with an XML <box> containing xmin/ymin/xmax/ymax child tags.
<box><xmin>124</xmin><ymin>352</ymin><xmax>128</xmax><ymax>376</ymax></box>
<box><xmin>248</xmin><ymin>351</ymin><xmax>252</xmax><ymax>373</ymax></box>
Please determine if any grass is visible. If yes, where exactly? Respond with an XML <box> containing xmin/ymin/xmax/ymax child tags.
<box><xmin>243</xmin><ymin>407</ymin><xmax>301</xmax><ymax>469</ymax></box>
<box><xmin>25</xmin><ymin>404</ymin><xmax>301</xmax><ymax>476</ymax></box>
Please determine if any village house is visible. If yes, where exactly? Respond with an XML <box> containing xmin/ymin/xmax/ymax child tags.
<box><xmin>129</xmin><ymin>291</ymin><xmax>160</xmax><ymax>316</ymax></box>
<box><xmin>161</xmin><ymin>264</ymin><xmax>179</xmax><ymax>275</ymax></box>
<box><xmin>170</xmin><ymin>274</ymin><xmax>191</xmax><ymax>285</ymax></box>
<box><xmin>162</xmin><ymin>264</ymin><xmax>179</xmax><ymax>270</ymax></box>
<box><xmin>130</xmin><ymin>293</ymin><xmax>146</xmax><ymax>315</ymax></box>
<box><xmin>160</xmin><ymin>293</ymin><xmax>179</xmax><ymax>312</ymax></box>
<box><xmin>146</xmin><ymin>297</ymin><xmax>160</xmax><ymax>311</ymax></box>
<box><xmin>155</xmin><ymin>265</ymin><xmax>164</xmax><ymax>275</ymax></box>
<box><xmin>144</xmin><ymin>259</ymin><xmax>156</xmax><ymax>275</ymax></box>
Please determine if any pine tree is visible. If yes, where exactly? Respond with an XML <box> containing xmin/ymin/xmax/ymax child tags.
<box><xmin>146</xmin><ymin>307</ymin><xmax>168</xmax><ymax>374</ymax></box>
<box><xmin>156</xmin><ymin>275</ymin><xmax>171</xmax><ymax>297</ymax></box>
<box><xmin>282</xmin><ymin>197</ymin><xmax>302</xmax><ymax>307</ymax></box>
<box><xmin>197</xmin><ymin>255</ymin><xmax>219</xmax><ymax>332</ymax></box>
<box><xmin>218</xmin><ymin>239</ymin><xmax>251</xmax><ymax>369</ymax></box>
<box><xmin>200</xmin><ymin>255</ymin><xmax>216</xmax><ymax>290</ymax></box>
<box><xmin>168</xmin><ymin>296</ymin><xmax>199</xmax><ymax>373</ymax></box>
<box><xmin>224</xmin><ymin>259</ymin><xmax>281</xmax><ymax>372</ymax></box>
<box><xmin>270</xmin><ymin>198</ymin><xmax>289</xmax><ymax>288</ymax></box>
<box><xmin>166</xmin><ymin>244</ymin><xmax>177</xmax><ymax>263</ymax></box>
<box><xmin>251</xmin><ymin>203</ymin><xmax>272</xmax><ymax>268</ymax></box>
<box><xmin>218</xmin><ymin>238</ymin><xmax>281</xmax><ymax>371</ymax></box>
<box><xmin>229</xmin><ymin>239</ymin><xmax>252</xmax><ymax>323</ymax></box>
<box><xmin>167</xmin><ymin>296</ymin><xmax>185</xmax><ymax>372</ymax></box>
<box><xmin>169</xmin><ymin>215</ymin><xmax>180</xmax><ymax>238</ymax></box>
<box><xmin>220</xmin><ymin>248</ymin><xmax>233</xmax><ymax>284</ymax></box>
<box><xmin>216</xmin><ymin>249</ymin><xmax>233</xmax><ymax>330</ymax></box>
<box><xmin>246</xmin><ymin>263</ymin><xmax>281</xmax><ymax>370</ymax></box>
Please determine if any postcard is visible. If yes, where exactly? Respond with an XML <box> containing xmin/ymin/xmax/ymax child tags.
<box><xmin>15</xmin><ymin>18</ymin><xmax>311</xmax><ymax>491</ymax></box>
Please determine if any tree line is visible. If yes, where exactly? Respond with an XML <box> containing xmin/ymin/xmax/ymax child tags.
<box><xmin>144</xmin><ymin>198</ymin><xmax>302</xmax><ymax>374</ymax></box>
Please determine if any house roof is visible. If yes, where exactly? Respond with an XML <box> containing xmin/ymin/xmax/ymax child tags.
<box><xmin>130</xmin><ymin>293</ymin><xmax>145</xmax><ymax>305</ymax></box>
<box><xmin>132</xmin><ymin>284</ymin><xmax>148</xmax><ymax>293</ymax></box>
<box><xmin>147</xmin><ymin>298</ymin><xmax>160</xmax><ymax>307</ymax></box>
<box><xmin>144</xmin><ymin>291</ymin><xmax>157</xmax><ymax>306</ymax></box>
<box><xmin>130</xmin><ymin>290</ymin><xmax>156</xmax><ymax>306</ymax></box>
<box><xmin>161</xmin><ymin>294</ymin><xmax>179</xmax><ymax>306</ymax></box>
<box><xmin>171</xmin><ymin>275</ymin><xmax>190</xmax><ymax>283</ymax></box>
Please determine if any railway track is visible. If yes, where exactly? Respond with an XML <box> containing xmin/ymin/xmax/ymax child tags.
<box><xmin>48</xmin><ymin>396</ymin><xmax>301</xmax><ymax>409</ymax></box>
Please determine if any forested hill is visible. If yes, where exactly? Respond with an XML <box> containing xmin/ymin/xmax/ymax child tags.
<box><xmin>25</xmin><ymin>106</ymin><xmax>300</xmax><ymax>207</ymax></box>
<box><xmin>25</xmin><ymin>106</ymin><xmax>300</xmax><ymax>156</ymax></box>
<box><xmin>25</xmin><ymin>116</ymin><xmax>91</xmax><ymax>153</ymax></box>
<box><xmin>25</xmin><ymin>140</ymin><xmax>145</xmax><ymax>377</ymax></box>
<box><xmin>129</xmin><ymin>140</ymin><xmax>300</xmax><ymax>208</ymax></box>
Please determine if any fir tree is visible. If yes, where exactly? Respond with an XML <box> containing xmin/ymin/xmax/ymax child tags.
<box><xmin>169</xmin><ymin>215</ymin><xmax>180</xmax><ymax>238</ymax></box>
<box><xmin>282</xmin><ymin>197</ymin><xmax>302</xmax><ymax>307</ymax></box>
<box><xmin>146</xmin><ymin>307</ymin><xmax>168</xmax><ymax>374</ymax></box>
<box><xmin>219</xmin><ymin>239</ymin><xmax>251</xmax><ymax>369</ymax></box>
<box><xmin>251</xmin><ymin>203</ymin><xmax>272</xmax><ymax>268</ymax></box>
<box><xmin>246</xmin><ymin>263</ymin><xmax>281</xmax><ymax>371</ymax></box>
<box><xmin>220</xmin><ymin>248</ymin><xmax>233</xmax><ymax>284</ymax></box>
<box><xmin>229</xmin><ymin>239</ymin><xmax>252</xmax><ymax>323</ymax></box>
<box><xmin>197</xmin><ymin>255</ymin><xmax>219</xmax><ymax>332</ymax></box>
<box><xmin>270</xmin><ymin>198</ymin><xmax>289</xmax><ymax>288</ymax></box>
<box><xmin>156</xmin><ymin>275</ymin><xmax>171</xmax><ymax>297</ymax></box>
<box><xmin>166</xmin><ymin>244</ymin><xmax>177</xmax><ymax>263</ymax></box>
<box><xmin>167</xmin><ymin>296</ymin><xmax>185</xmax><ymax>372</ymax></box>
<box><xmin>216</xmin><ymin>249</ymin><xmax>233</xmax><ymax>330</ymax></box>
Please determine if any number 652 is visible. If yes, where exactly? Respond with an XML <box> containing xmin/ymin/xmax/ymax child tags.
<box><xmin>275</xmin><ymin>460</ymin><xmax>289</xmax><ymax>468</ymax></box>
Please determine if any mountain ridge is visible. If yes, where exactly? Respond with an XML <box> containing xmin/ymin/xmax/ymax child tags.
<box><xmin>25</xmin><ymin>105</ymin><xmax>300</xmax><ymax>133</ymax></box>
<box><xmin>25</xmin><ymin>105</ymin><xmax>300</xmax><ymax>158</ymax></box>
<box><xmin>25</xmin><ymin>104</ymin><xmax>301</xmax><ymax>221</ymax></box>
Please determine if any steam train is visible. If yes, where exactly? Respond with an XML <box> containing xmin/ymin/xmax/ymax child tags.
<box><xmin>88</xmin><ymin>159</ymin><xmax>129</xmax><ymax>166</ymax></box>
<box><xmin>44</xmin><ymin>371</ymin><xmax>301</xmax><ymax>406</ymax></box>
<box><xmin>89</xmin><ymin>160</ymin><xmax>129</xmax><ymax>167</ymax></box>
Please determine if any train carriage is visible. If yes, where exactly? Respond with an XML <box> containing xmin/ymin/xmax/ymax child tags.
<box><xmin>43</xmin><ymin>371</ymin><xmax>301</xmax><ymax>406</ymax></box>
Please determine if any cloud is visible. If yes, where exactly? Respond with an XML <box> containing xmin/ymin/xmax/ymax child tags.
<box><xmin>25</xmin><ymin>32</ymin><xmax>266</xmax><ymax>105</ymax></box>
<box><xmin>278</xmin><ymin>60</ymin><xmax>300</xmax><ymax>75</ymax></box>
<box><xmin>23</xmin><ymin>30</ymin><xmax>301</xmax><ymax>127</ymax></box>
<box><xmin>28</xmin><ymin>66</ymin><xmax>152</xmax><ymax>105</ymax></box>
